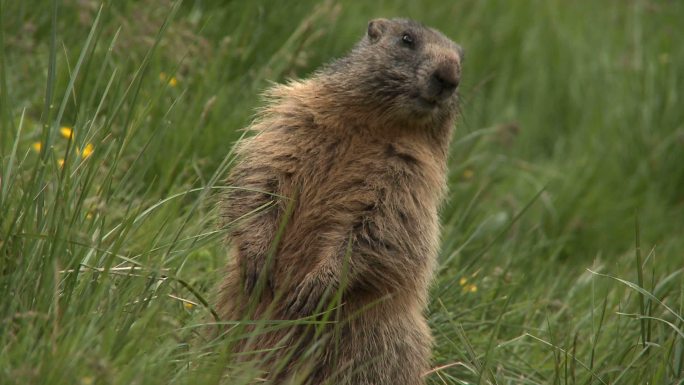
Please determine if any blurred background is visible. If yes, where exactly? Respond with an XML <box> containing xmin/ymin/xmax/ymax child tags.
<box><xmin>1</xmin><ymin>1</ymin><xmax>682</xmax><ymax>384</ymax></box>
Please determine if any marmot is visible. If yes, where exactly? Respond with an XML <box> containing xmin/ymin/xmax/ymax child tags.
<box><xmin>218</xmin><ymin>18</ymin><xmax>463</xmax><ymax>385</ymax></box>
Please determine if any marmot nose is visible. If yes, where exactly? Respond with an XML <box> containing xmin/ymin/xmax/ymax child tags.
<box><xmin>430</xmin><ymin>62</ymin><xmax>459</xmax><ymax>99</ymax></box>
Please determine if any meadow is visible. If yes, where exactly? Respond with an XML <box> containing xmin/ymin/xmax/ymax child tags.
<box><xmin>1</xmin><ymin>0</ymin><xmax>683</xmax><ymax>384</ymax></box>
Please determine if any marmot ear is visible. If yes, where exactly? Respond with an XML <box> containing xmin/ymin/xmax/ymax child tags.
<box><xmin>367</xmin><ymin>18</ymin><xmax>389</xmax><ymax>43</ymax></box>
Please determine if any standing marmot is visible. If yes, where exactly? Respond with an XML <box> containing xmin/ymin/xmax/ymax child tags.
<box><xmin>218</xmin><ymin>18</ymin><xmax>463</xmax><ymax>385</ymax></box>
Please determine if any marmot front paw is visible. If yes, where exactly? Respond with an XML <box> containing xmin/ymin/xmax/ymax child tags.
<box><xmin>242</xmin><ymin>257</ymin><xmax>274</xmax><ymax>296</ymax></box>
<box><xmin>285</xmin><ymin>275</ymin><xmax>337</xmax><ymax>318</ymax></box>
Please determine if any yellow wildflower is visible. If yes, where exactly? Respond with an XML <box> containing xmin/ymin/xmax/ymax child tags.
<box><xmin>60</xmin><ymin>127</ymin><xmax>74</xmax><ymax>139</ymax></box>
<box><xmin>32</xmin><ymin>142</ymin><xmax>42</xmax><ymax>152</ymax></box>
<box><xmin>86</xmin><ymin>212</ymin><xmax>94</xmax><ymax>219</ymax></box>
<box><xmin>81</xmin><ymin>143</ymin><xmax>94</xmax><ymax>159</ymax></box>
<box><xmin>462</xmin><ymin>169</ymin><xmax>474</xmax><ymax>180</ymax></box>
<box><xmin>183</xmin><ymin>302</ymin><xmax>194</xmax><ymax>310</ymax></box>
<box><xmin>160</xmin><ymin>71</ymin><xmax>178</xmax><ymax>87</ymax></box>
<box><xmin>459</xmin><ymin>276</ymin><xmax>478</xmax><ymax>293</ymax></box>
<box><xmin>57</xmin><ymin>158</ymin><xmax>65</xmax><ymax>168</ymax></box>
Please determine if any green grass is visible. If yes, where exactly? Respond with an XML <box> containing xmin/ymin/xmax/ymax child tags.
<box><xmin>1</xmin><ymin>0</ymin><xmax>683</xmax><ymax>384</ymax></box>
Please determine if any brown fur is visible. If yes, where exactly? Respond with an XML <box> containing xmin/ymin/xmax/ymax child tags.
<box><xmin>218</xmin><ymin>18</ymin><xmax>463</xmax><ymax>385</ymax></box>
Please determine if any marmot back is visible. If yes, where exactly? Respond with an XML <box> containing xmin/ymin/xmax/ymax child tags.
<box><xmin>218</xmin><ymin>18</ymin><xmax>463</xmax><ymax>385</ymax></box>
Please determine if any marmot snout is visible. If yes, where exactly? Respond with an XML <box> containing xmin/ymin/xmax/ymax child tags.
<box><xmin>218</xmin><ymin>18</ymin><xmax>463</xmax><ymax>385</ymax></box>
<box><xmin>425</xmin><ymin>55</ymin><xmax>461</xmax><ymax>101</ymax></box>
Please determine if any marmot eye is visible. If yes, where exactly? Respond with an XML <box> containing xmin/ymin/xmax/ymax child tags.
<box><xmin>401</xmin><ymin>33</ymin><xmax>414</xmax><ymax>47</ymax></box>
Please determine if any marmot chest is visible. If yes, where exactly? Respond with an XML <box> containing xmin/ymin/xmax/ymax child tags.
<box><xmin>287</xmin><ymin>133</ymin><xmax>444</xmax><ymax>240</ymax></box>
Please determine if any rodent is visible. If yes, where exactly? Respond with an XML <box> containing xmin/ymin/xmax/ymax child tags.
<box><xmin>217</xmin><ymin>18</ymin><xmax>463</xmax><ymax>385</ymax></box>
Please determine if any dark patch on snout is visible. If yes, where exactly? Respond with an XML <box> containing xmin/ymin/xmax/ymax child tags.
<box><xmin>425</xmin><ymin>57</ymin><xmax>460</xmax><ymax>102</ymax></box>
<box><xmin>431</xmin><ymin>65</ymin><xmax>459</xmax><ymax>96</ymax></box>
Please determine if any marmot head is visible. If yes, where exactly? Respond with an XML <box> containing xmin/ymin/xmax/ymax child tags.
<box><xmin>324</xmin><ymin>18</ymin><xmax>463</xmax><ymax>125</ymax></box>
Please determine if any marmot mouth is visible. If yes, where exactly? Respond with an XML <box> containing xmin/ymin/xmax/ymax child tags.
<box><xmin>414</xmin><ymin>96</ymin><xmax>439</xmax><ymax>110</ymax></box>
